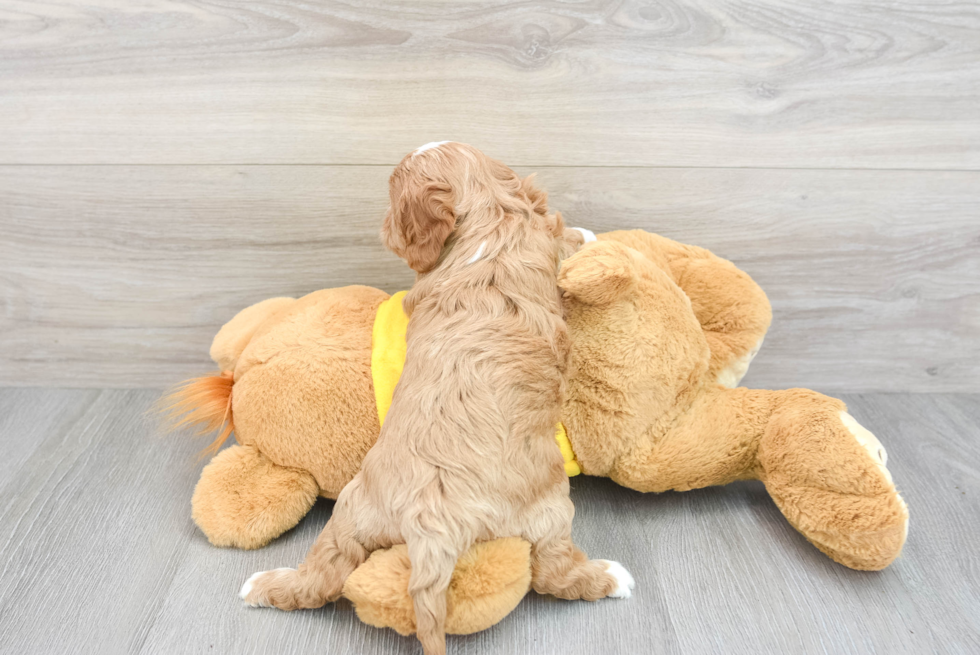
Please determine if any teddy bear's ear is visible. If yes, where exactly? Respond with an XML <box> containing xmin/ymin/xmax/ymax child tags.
<box><xmin>558</xmin><ymin>241</ymin><xmax>637</xmax><ymax>306</ymax></box>
<box><xmin>381</xmin><ymin>173</ymin><xmax>456</xmax><ymax>273</ymax></box>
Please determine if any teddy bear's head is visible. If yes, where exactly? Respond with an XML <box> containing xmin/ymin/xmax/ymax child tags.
<box><xmin>557</xmin><ymin>240</ymin><xmax>712</xmax><ymax>476</ymax></box>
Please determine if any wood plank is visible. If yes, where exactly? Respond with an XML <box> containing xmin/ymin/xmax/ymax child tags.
<box><xmin>2</xmin><ymin>165</ymin><xmax>976</xmax><ymax>391</ymax></box>
<box><xmin>0</xmin><ymin>1</ymin><xmax>978</xmax><ymax>167</ymax></box>
<box><xmin>0</xmin><ymin>389</ymin><xmax>201</xmax><ymax>653</ymax></box>
<box><xmin>0</xmin><ymin>389</ymin><xmax>977</xmax><ymax>653</ymax></box>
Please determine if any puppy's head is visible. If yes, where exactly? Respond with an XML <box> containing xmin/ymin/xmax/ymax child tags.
<box><xmin>381</xmin><ymin>142</ymin><xmax>460</xmax><ymax>273</ymax></box>
<box><xmin>382</xmin><ymin>142</ymin><xmax>566</xmax><ymax>273</ymax></box>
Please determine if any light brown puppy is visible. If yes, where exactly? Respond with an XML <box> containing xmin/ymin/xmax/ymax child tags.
<box><xmin>239</xmin><ymin>143</ymin><xmax>633</xmax><ymax>653</ymax></box>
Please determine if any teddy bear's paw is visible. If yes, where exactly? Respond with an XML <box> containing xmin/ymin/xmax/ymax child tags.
<box><xmin>717</xmin><ymin>338</ymin><xmax>765</xmax><ymax>389</ymax></box>
<box><xmin>839</xmin><ymin>410</ymin><xmax>909</xmax><ymax>546</ymax></box>
<box><xmin>840</xmin><ymin>411</ymin><xmax>890</xmax><ymax>473</ymax></box>
<box><xmin>600</xmin><ymin>560</ymin><xmax>635</xmax><ymax>599</ymax></box>
<box><xmin>192</xmin><ymin>444</ymin><xmax>319</xmax><ymax>551</ymax></box>
<box><xmin>240</xmin><ymin>567</ymin><xmax>296</xmax><ymax>608</ymax></box>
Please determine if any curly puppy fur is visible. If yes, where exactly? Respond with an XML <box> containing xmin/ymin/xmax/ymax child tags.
<box><xmin>240</xmin><ymin>143</ymin><xmax>631</xmax><ymax>654</ymax></box>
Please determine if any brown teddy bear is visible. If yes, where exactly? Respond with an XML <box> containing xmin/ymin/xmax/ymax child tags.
<box><xmin>165</xmin><ymin>229</ymin><xmax>908</xmax><ymax>635</ymax></box>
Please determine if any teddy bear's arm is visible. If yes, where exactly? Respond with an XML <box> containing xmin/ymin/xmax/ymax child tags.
<box><xmin>599</xmin><ymin>230</ymin><xmax>772</xmax><ymax>387</ymax></box>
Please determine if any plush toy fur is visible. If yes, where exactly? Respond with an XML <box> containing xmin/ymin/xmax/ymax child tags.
<box><xmin>164</xmin><ymin>229</ymin><xmax>907</xmax><ymax>634</ymax></box>
<box><xmin>559</xmin><ymin>232</ymin><xmax>908</xmax><ymax>571</ymax></box>
<box><xmin>344</xmin><ymin>538</ymin><xmax>532</xmax><ymax>636</ymax></box>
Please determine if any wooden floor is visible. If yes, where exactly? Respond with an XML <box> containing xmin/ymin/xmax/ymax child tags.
<box><xmin>0</xmin><ymin>388</ymin><xmax>977</xmax><ymax>654</ymax></box>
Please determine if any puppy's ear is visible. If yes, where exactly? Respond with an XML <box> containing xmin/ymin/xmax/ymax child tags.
<box><xmin>552</xmin><ymin>209</ymin><xmax>568</xmax><ymax>237</ymax></box>
<box><xmin>559</xmin><ymin>225</ymin><xmax>586</xmax><ymax>260</ymax></box>
<box><xmin>521</xmin><ymin>174</ymin><xmax>549</xmax><ymax>216</ymax></box>
<box><xmin>559</xmin><ymin>241</ymin><xmax>637</xmax><ymax>306</ymax></box>
<box><xmin>382</xmin><ymin>180</ymin><xmax>456</xmax><ymax>273</ymax></box>
<box><xmin>522</xmin><ymin>174</ymin><xmax>564</xmax><ymax>235</ymax></box>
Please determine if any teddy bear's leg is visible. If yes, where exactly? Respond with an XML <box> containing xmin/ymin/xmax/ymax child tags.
<box><xmin>757</xmin><ymin>390</ymin><xmax>909</xmax><ymax>570</ymax></box>
<box><xmin>343</xmin><ymin>538</ymin><xmax>532</xmax><ymax>636</ymax></box>
<box><xmin>209</xmin><ymin>297</ymin><xmax>297</xmax><ymax>373</ymax></box>
<box><xmin>192</xmin><ymin>443</ymin><xmax>319</xmax><ymax>550</ymax></box>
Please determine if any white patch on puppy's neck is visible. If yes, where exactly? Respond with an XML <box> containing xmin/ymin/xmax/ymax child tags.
<box><xmin>572</xmin><ymin>227</ymin><xmax>597</xmax><ymax>243</ymax></box>
<box><xmin>466</xmin><ymin>240</ymin><xmax>487</xmax><ymax>264</ymax></box>
<box><xmin>413</xmin><ymin>141</ymin><xmax>450</xmax><ymax>158</ymax></box>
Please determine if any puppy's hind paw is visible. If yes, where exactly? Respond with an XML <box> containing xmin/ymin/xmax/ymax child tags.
<box><xmin>600</xmin><ymin>560</ymin><xmax>635</xmax><ymax>599</ymax></box>
<box><xmin>240</xmin><ymin>568</ymin><xmax>295</xmax><ymax>608</ymax></box>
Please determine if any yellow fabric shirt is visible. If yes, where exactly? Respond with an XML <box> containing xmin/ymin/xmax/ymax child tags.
<box><xmin>371</xmin><ymin>291</ymin><xmax>581</xmax><ymax>477</ymax></box>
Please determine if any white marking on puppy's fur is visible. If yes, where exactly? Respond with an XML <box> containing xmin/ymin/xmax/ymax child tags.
<box><xmin>413</xmin><ymin>141</ymin><xmax>450</xmax><ymax>158</ymax></box>
<box><xmin>466</xmin><ymin>240</ymin><xmax>487</xmax><ymax>264</ymax></box>
<box><xmin>240</xmin><ymin>568</ymin><xmax>295</xmax><ymax>607</ymax></box>
<box><xmin>572</xmin><ymin>227</ymin><xmax>597</xmax><ymax>243</ymax></box>
<box><xmin>600</xmin><ymin>560</ymin><xmax>635</xmax><ymax>599</ymax></box>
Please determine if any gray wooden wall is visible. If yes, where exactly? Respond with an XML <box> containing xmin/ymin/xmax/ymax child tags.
<box><xmin>1</xmin><ymin>1</ymin><xmax>978</xmax><ymax>392</ymax></box>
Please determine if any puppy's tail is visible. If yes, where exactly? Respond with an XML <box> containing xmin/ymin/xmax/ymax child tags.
<box><xmin>408</xmin><ymin>535</ymin><xmax>460</xmax><ymax>655</ymax></box>
<box><xmin>156</xmin><ymin>371</ymin><xmax>235</xmax><ymax>457</ymax></box>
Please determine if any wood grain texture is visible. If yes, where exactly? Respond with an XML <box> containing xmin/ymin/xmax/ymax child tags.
<box><xmin>0</xmin><ymin>389</ymin><xmax>977</xmax><ymax>654</ymax></box>
<box><xmin>2</xmin><ymin>165</ymin><xmax>977</xmax><ymax>391</ymax></box>
<box><xmin>0</xmin><ymin>0</ymin><xmax>978</xmax><ymax>167</ymax></box>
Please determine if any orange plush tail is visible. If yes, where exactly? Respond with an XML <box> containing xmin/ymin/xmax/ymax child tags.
<box><xmin>158</xmin><ymin>371</ymin><xmax>235</xmax><ymax>457</ymax></box>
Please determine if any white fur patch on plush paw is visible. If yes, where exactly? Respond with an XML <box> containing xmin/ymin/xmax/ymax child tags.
<box><xmin>240</xmin><ymin>568</ymin><xmax>294</xmax><ymax>607</ymax></box>
<box><xmin>716</xmin><ymin>337</ymin><xmax>764</xmax><ymax>388</ymax></box>
<box><xmin>601</xmin><ymin>560</ymin><xmax>635</xmax><ymax>599</ymax></box>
